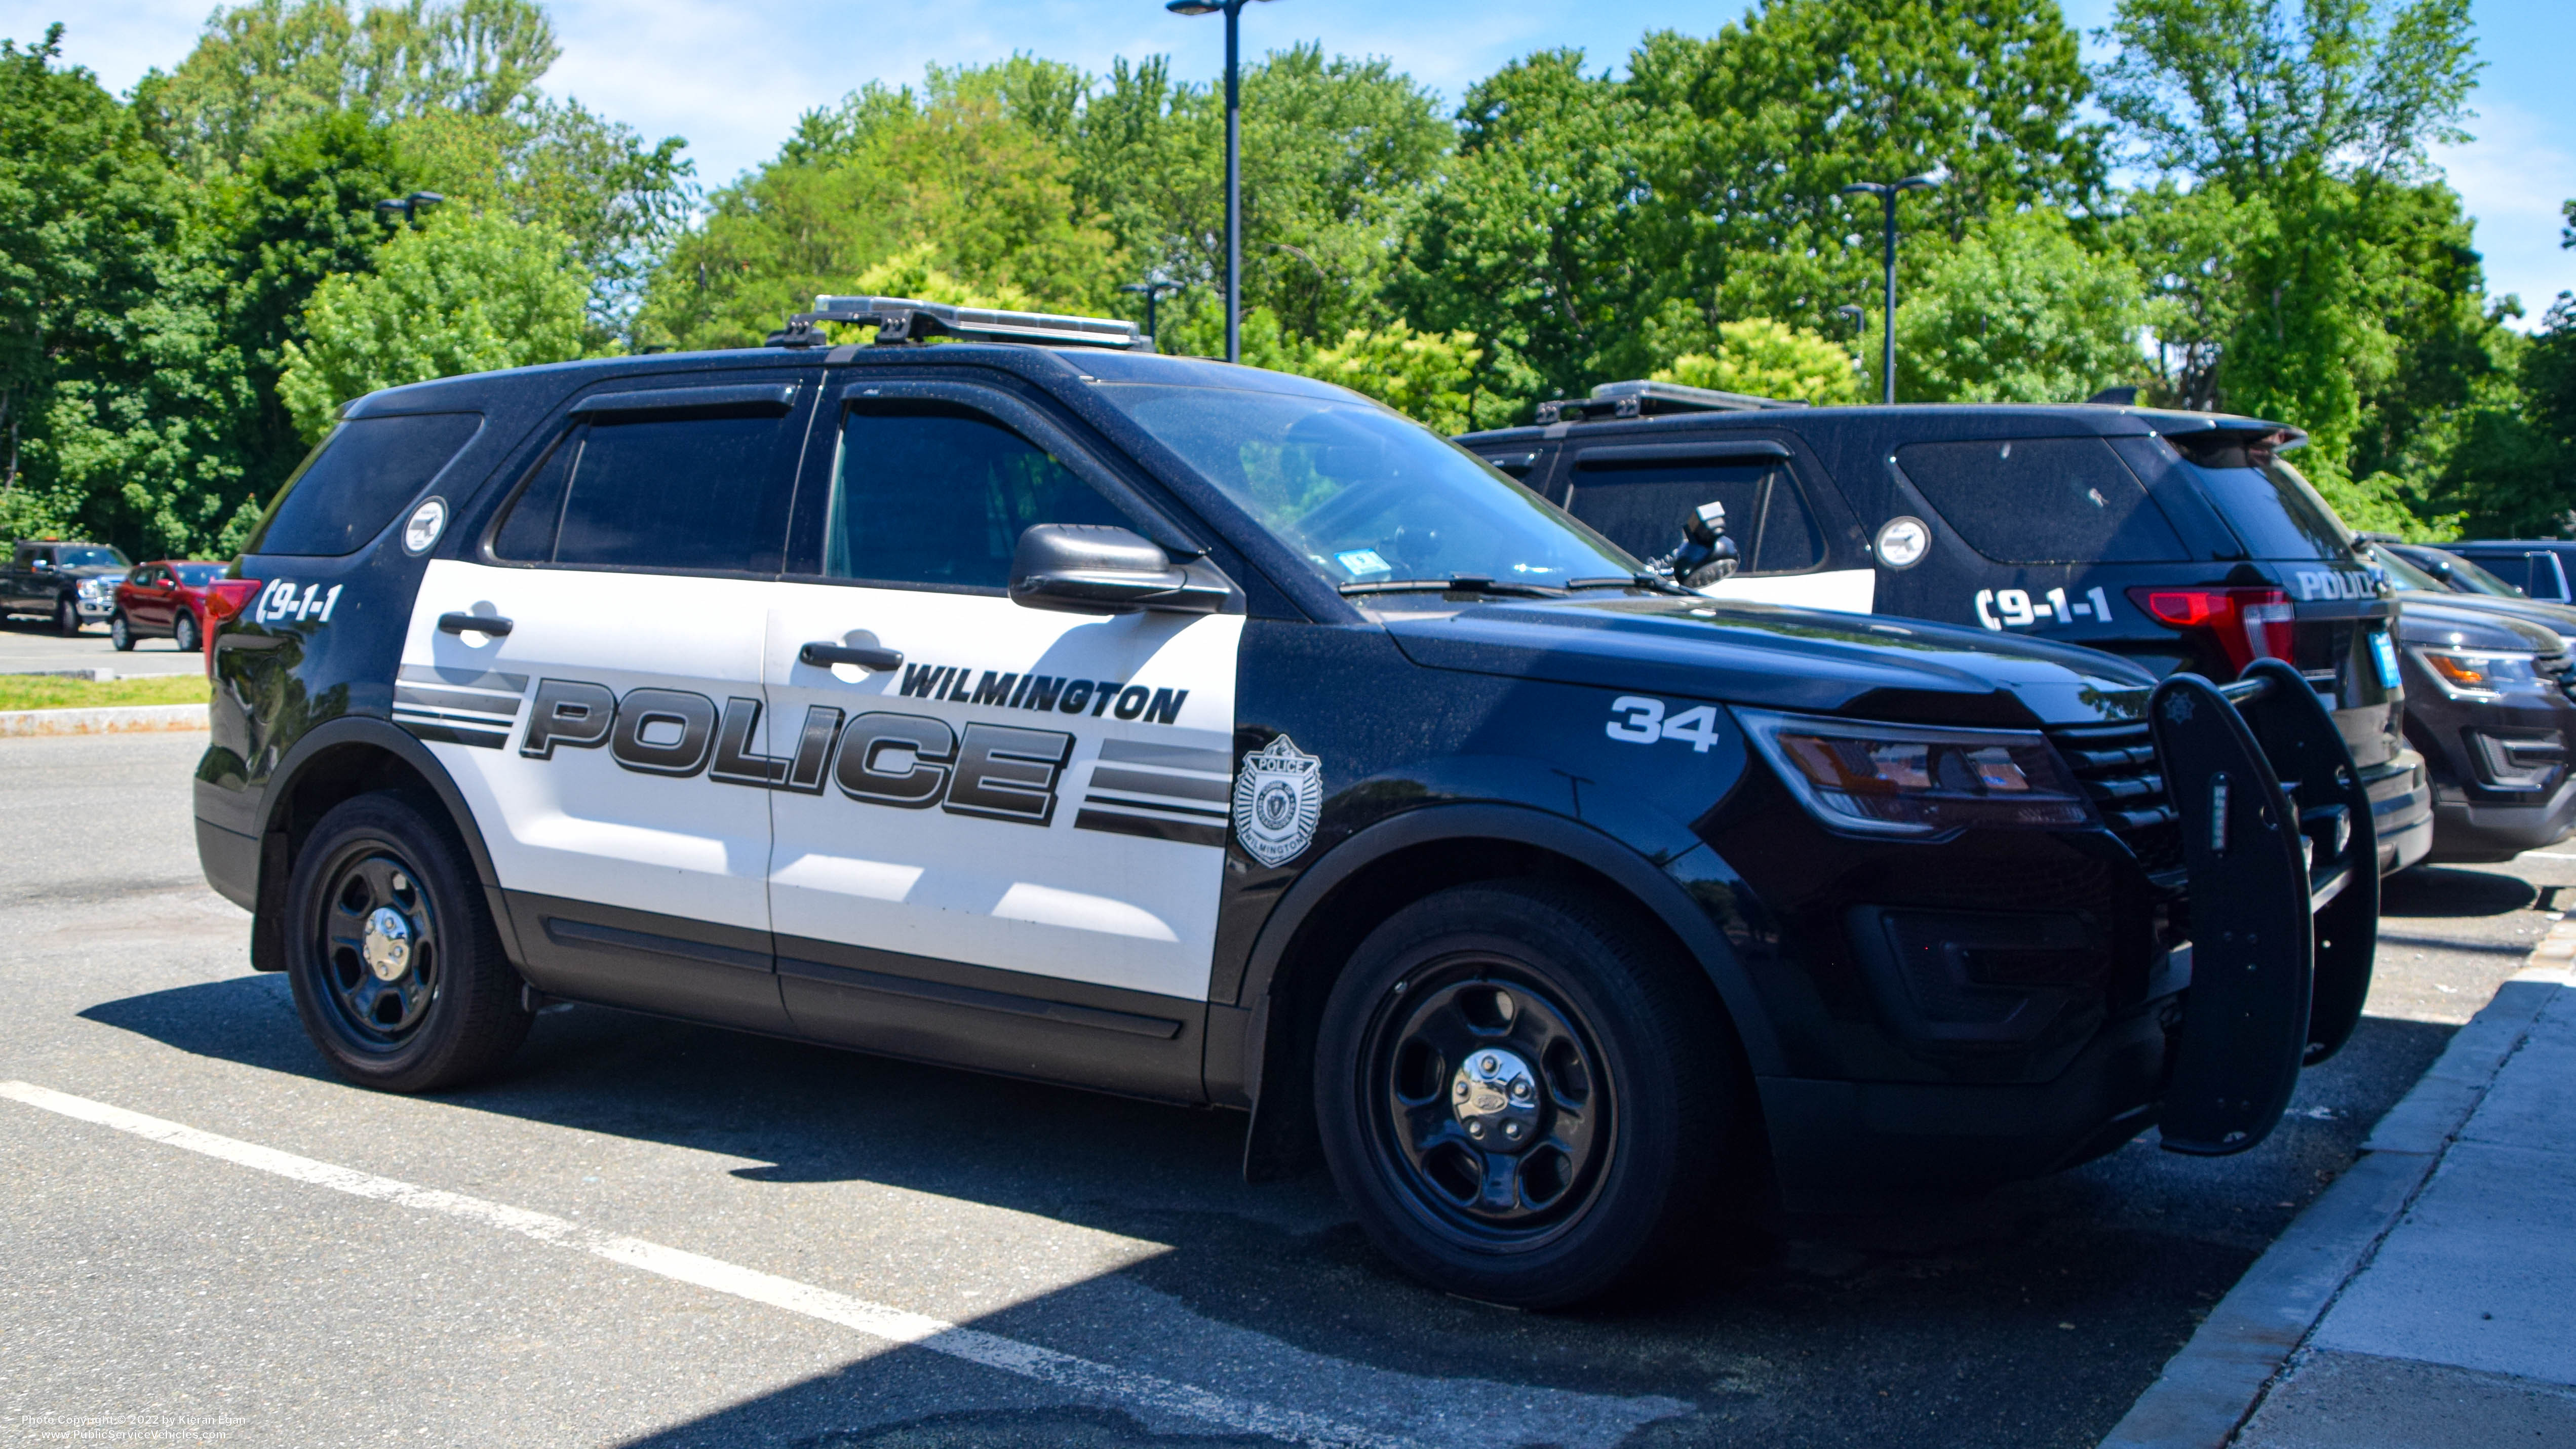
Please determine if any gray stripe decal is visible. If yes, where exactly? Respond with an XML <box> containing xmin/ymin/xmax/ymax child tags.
<box><xmin>394</xmin><ymin>684</ymin><xmax>524</xmax><ymax>717</ymax></box>
<box><xmin>1080</xmin><ymin>795</ymin><xmax>1230</xmax><ymax>821</ymax></box>
<box><xmin>392</xmin><ymin>704</ymin><xmax>520</xmax><ymax>728</ymax></box>
<box><xmin>399</xmin><ymin>663</ymin><xmax>530</xmax><ymax>693</ymax></box>
<box><xmin>1097</xmin><ymin>739</ymin><xmax>1232</xmax><ymax>772</ymax></box>
<box><xmin>1087</xmin><ymin>766</ymin><xmax>1228</xmax><ymax>802</ymax></box>
<box><xmin>1074</xmin><ymin>810</ymin><xmax>1228</xmax><ymax>849</ymax></box>
<box><xmin>397</xmin><ymin>720</ymin><xmax>508</xmax><ymax>750</ymax></box>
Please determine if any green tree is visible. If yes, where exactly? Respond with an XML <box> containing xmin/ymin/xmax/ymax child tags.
<box><xmin>1895</xmin><ymin>208</ymin><xmax>2143</xmax><ymax>403</ymax></box>
<box><xmin>1654</xmin><ymin>319</ymin><xmax>1862</xmax><ymax>405</ymax></box>
<box><xmin>136</xmin><ymin>0</ymin><xmax>560</xmax><ymax>176</ymax></box>
<box><xmin>278</xmin><ymin>206</ymin><xmax>592</xmax><ymax>440</ymax></box>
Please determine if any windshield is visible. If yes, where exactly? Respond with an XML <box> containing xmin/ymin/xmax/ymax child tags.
<box><xmin>1097</xmin><ymin>384</ymin><xmax>1637</xmax><ymax>591</ymax></box>
<box><xmin>56</xmin><ymin>546</ymin><xmax>129</xmax><ymax>569</ymax></box>
<box><xmin>2423</xmin><ymin>549</ymin><xmax>2527</xmax><ymax>598</ymax></box>
<box><xmin>2369</xmin><ymin>544</ymin><xmax>2447</xmax><ymax>592</ymax></box>
<box><xmin>2168</xmin><ymin>435</ymin><xmax>2352</xmax><ymax>560</ymax></box>
<box><xmin>174</xmin><ymin>563</ymin><xmax>224</xmax><ymax>585</ymax></box>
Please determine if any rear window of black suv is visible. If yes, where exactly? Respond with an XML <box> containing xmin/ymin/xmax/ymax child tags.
<box><xmin>249</xmin><ymin>412</ymin><xmax>483</xmax><ymax>557</ymax></box>
<box><xmin>1895</xmin><ymin>436</ymin><xmax>2190</xmax><ymax>564</ymax></box>
<box><xmin>2164</xmin><ymin>434</ymin><xmax>2350</xmax><ymax>560</ymax></box>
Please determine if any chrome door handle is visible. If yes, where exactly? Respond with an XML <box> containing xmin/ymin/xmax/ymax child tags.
<box><xmin>799</xmin><ymin>641</ymin><xmax>903</xmax><ymax>672</ymax></box>
<box><xmin>438</xmin><ymin>612</ymin><xmax>513</xmax><ymax>637</ymax></box>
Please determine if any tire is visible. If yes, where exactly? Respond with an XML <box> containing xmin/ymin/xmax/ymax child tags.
<box><xmin>283</xmin><ymin>793</ymin><xmax>531</xmax><ymax>1092</ymax></box>
<box><xmin>55</xmin><ymin>596</ymin><xmax>81</xmax><ymax>635</ymax></box>
<box><xmin>173</xmin><ymin>610</ymin><xmax>200</xmax><ymax>653</ymax></box>
<box><xmin>1313</xmin><ymin>880</ymin><xmax>1748</xmax><ymax>1309</ymax></box>
<box><xmin>109</xmin><ymin>612</ymin><xmax>135</xmax><ymax>651</ymax></box>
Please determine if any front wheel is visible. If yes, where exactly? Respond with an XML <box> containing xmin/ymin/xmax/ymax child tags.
<box><xmin>173</xmin><ymin>610</ymin><xmax>200</xmax><ymax>653</ymax></box>
<box><xmin>1314</xmin><ymin>881</ymin><xmax>1750</xmax><ymax>1308</ymax></box>
<box><xmin>284</xmin><ymin>793</ymin><xmax>531</xmax><ymax>1092</ymax></box>
<box><xmin>108</xmin><ymin>612</ymin><xmax>135</xmax><ymax>651</ymax></box>
<box><xmin>55</xmin><ymin>597</ymin><xmax>81</xmax><ymax>635</ymax></box>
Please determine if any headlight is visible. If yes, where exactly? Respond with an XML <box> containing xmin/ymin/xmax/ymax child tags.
<box><xmin>2414</xmin><ymin>647</ymin><xmax>2553</xmax><ymax>701</ymax></box>
<box><xmin>1737</xmin><ymin>709</ymin><xmax>2100</xmax><ymax>839</ymax></box>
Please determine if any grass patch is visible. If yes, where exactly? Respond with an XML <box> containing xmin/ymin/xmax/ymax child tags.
<box><xmin>0</xmin><ymin>673</ymin><xmax>211</xmax><ymax>711</ymax></box>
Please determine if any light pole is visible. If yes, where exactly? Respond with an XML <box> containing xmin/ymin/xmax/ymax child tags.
<box><xmin>1165</xmin><ymin>0</ymin><xmax>1276</xmax><ymax>363</ymax></box>
<box><xmin>1119</xmin><ymin>278</ymin><xmax>1182</xmax><ymax>343</ymax></box>
<box><xmin>374</xmin><ymin>190</ymin><xmax>444</xmax><ymax>225</ymax></box>
<box><xmin>1839</xmin><ymin>166</ymin><xmax>1943</xmax><ymax>404</ymax></box>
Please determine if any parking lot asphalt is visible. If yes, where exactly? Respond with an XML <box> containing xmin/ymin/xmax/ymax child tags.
<box><xmin>0</xmin><ymin>614</ymin><xmax>206</xmax><ymax>677</ymax></box>
<box><xmin>2</xmin><ymin>732</ymin><xmax>2565</xmax><ymax>1448</ymax></box>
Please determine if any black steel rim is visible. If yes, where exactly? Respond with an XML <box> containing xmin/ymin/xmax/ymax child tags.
<box><xmin>1360</xmin><ymin>957</ymin><xmax>1615</xmax><ymax>1248</ymax></box>
<box><xmin>311</xmin><ymin>843</ymin><xmax>440</xmax><ymax>1051</ymax></box>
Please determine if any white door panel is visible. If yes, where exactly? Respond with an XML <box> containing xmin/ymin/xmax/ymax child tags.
<box><xmin>401</xmin><ymin>558</ymin><xmax>774</xmax><ymax>931</ymax></box>
<box><xmin>1699</xmin><ymin>567</ymin><xmax>1878</xmax><ymax>614</ymax></box>
<box><xmin>764</xmin><ymin>582</ymin><xmax>1241</xmax><ymax>1001</ymax></box>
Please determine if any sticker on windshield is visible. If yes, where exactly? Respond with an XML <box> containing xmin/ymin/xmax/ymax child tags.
<box><xmin>1335</xmin><ymin>549</ymin><xmax>1391</xmax><ymax>578</ymax></box>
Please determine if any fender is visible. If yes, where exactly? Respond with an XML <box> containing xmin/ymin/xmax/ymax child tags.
<box><xmin>248</xmin><ymin>715</ymin><xmax>521</xmax><ymax>969</ymax></box>
<box><xmin>1229</xmin><ymin>801</ymin><xmax>1783</xmax><ymax>1179</ymax></box>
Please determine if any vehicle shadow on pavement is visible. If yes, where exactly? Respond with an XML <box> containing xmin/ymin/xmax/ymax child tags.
<box><xmin>2382</xmin><ymin>867</ymin><xmax>2540</xmax><ymax>917</ymax></box>
<box><xmin>78</xmin><ymin>973</ymin><xmax>2459</xmax><ymax>1449</ymax></box>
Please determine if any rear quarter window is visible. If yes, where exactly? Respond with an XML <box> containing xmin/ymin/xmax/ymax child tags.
<box><xmin>248</xmin><ymin>412</ymin><xmax>483</xmax><ymax>557</ymax></box>
<box><xmin>2165</xmin><ymin>436</ymin><xmax>2350</xmax><ymax>560</ymax></box>
<box><xmin>1894</xmin><ymin>437</ymin><xmax>2190</xmax><ymax>564</ymax></box>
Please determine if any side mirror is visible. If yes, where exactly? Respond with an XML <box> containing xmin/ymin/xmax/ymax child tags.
<box><xmin>30</xmin><ymin>558</ymin><xmax>52</xmax><ymax>572</ymax></box>
<box><xmin>1008</xmin><ymin>524</ymin><xmax>1228</xmax><ymax>616</ymax></box>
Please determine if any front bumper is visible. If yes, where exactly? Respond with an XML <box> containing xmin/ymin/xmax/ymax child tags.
<box><xmin>2430</xmin><ymin>773</ymin><xmax>2576</xmax><ymax>863</ymax></box>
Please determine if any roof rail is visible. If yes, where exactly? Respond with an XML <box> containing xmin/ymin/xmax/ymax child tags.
<box><xmin>767</xmin><ymin>295</ymin><xmax>1148</xmax><ymax>352</ymax></box>
<box><xmin>1535</xmin><ymin>378</ymin><xmax>1807</xmax><ymax>425</ymax></box>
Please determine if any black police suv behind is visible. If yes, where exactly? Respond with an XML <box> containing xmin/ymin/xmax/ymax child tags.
<box><xmin>194</xmin><ymin>298</ymin><xmax>2376</xmax><ymax>1308</ymax></box>
<box><xmin>1456</xmin><ymin>382</ymin><xmax>2432</xmax><ymax>875</ymax></box>
<box><xmin>2367</xmin><ymin>546</ymin><xmax>2576</xmax><ymax>860</ymax></box>
<box><xmin>2439</xmin><ymin>539</ymin><xmax>2576</xmax><ymax>603</ymax></box>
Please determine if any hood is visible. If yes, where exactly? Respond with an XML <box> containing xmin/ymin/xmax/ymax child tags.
<box><xmin>2389</xmin><ymin>585</ymin><xmax>2576</xmax><ymax>649</ymax></box>
<box><xmin>2396</xmin><ymin>597</ymin><xmax>2562</xmax><ymax>653</ymax></box>
<box><xmin>1380</xmin><ymin>595</ymin><xmax>2157</xmax><ymax>728</ymax></box>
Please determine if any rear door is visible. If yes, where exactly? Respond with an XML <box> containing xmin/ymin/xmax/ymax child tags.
<box><xmin>132</xmin><ymin>565</ymin><xmax>175</xmax><ymax>632</ymax></box>
<box><xmin>400</xmin><ymin>376</ymin><xmax>812</xmax><ymax>1030</ymax></box>
<box><xmin>760</xmin><ymin>379</ymin><xmax>1242</xmax><ymax>1099</ymax></box>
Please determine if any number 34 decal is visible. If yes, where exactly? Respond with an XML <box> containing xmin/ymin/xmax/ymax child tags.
<box><xmin>1606</xmin><ymin>695</ymin><xmax>1722</xmax><ymax>753</ymax></box>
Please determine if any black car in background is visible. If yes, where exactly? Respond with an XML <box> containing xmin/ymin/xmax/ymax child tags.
<box><xmin>2439</xmin><ymin>539</ymin><xmax>2576</xmax><ymax>602</ymax></box>
<box><xmin>1458</xmin><ymin>383</ymin><xmax>2434</xmax><ymax>874</ymax></box>
<box><xmin>2390</xmin><ymin>598</ymin><xmax>2576</xmax><ymax>861</ymax></box>
<box><xmin>4</xmin><ymin>538</ymin><xmax>134</xmax><ymax>635</ymax></box>
<box><xmin>2367</xmin><ymin>542</ymin><xmax>2576</xmax><ymax>647</ymax></box>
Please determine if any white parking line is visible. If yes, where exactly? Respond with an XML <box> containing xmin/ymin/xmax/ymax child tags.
<box><xmin>0</xmin><ymin>1079</ymin><xmax>1417</xmax><ymax>1449</ymax></box>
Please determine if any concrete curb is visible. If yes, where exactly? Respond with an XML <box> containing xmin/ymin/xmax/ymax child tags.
<box><xmin>0</xmin><ymin>703</ymin><xmax>208</xmax><ymax>736</ymax></box>
<box><xmin>2098</xmin><ymin>924</ymin><xmax>2576</xmax><ymax>1449</ymax></box>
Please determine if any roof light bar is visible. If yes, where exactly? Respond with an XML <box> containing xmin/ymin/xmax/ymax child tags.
<box><xmin>1536</xmin><ymin>378</ymin><xmax>1808</xmax><ymax>425</ymax></box>
<box><xmin>768</xmin><ymin>295</ymin><xmax>1148</xmax><ymax>352</ymax></box>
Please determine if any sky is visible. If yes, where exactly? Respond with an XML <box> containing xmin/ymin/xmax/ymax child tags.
<box><xmin>12</xmin><ymin>0</ymin><xmax>2573</xmax><ymax>324</ymax></box>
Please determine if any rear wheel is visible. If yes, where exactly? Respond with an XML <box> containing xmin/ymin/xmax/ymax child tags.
<box><xmin>1313</xmin><ymin>880</ymin><xmax>1749</xmax><ymax>1308</ymax></box>
<box><xmin>284</xmin><ymin>793</ymin><xmax>530</xmax><ymax>1092</ymax></box>
<box><xmin>108</xmin><ymin>612</ymin><xmax>135</xmax><ymax>651</ymax></box>
<box><xmin>54</xmin><ymin>596</ymin><xmax>80</xmax><ymax>635</ymax></box>
<box><xmin>173</xmin><ymin>610</ymin><xmax>200</xmax><ymax>653</ymax></box>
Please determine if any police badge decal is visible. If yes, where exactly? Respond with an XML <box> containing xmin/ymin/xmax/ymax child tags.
<box><xmin>1232</xmin><ymin>735</ymin><xmax>1322</xmax><ymax>868</ymax></box>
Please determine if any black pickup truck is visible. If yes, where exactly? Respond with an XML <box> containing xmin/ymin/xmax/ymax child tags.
<box><xmin>5</xmin><ymin>538</ymin><xmax>133</xmax><ymax>635</ymax></box>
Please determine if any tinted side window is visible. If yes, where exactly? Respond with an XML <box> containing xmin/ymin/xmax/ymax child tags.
<box><xmin>1897</xmin><ymin>437</ymin><xmax>2189</xmax><ymax>564</ymax></box>
<box><xmin>2164</xmin><ymin>436</ymin><xmax>2348</xmax><ymax>560</ymax></box>
<box><xmin>250</xmin><ymin>413</ymin><xmax>483</xmax><ymax>557</ymax></box>
<box><xmin>493</xmin><ymin>410</ymin><xmax>797</xmax><ymax>573</ymax></box>
<box><xmin>1563</xmin><ymin>459</ymin><xmax>1822</xmax><ymax>575</ymax></box>
<box><xmin>822</xmin><ymin>403</ymin><xmax>1129</xmax><ymax>590</ymax></box>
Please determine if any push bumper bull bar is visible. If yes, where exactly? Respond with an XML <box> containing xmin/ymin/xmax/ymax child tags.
<box><xmin>2148</xmin><ymin>657</ymin><xmax>2379</xmax><ymax>1156</ymax></box>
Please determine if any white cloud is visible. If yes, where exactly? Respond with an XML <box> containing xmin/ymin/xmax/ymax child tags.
<box><xmin>2434</xmin><ymin>98</ymin><xmax>2576</xmax><ymax>329</ymax></box>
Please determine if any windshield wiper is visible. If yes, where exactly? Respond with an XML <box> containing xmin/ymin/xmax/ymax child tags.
<box><xmin>1564</xmin><ymin>574</ymin><xmax>1692</xmax><ymax>594</ymax></box>
<box><xmin>1337</xmin><ymin>575</ymin><xmax>1564</xmax><ymax>599</ymax></box>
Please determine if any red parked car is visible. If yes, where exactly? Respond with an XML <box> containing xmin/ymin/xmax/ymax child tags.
<box><xmin>111</xmin><ymin>560</ymin><xmax>228</xmax><ymax>653</ymax></box>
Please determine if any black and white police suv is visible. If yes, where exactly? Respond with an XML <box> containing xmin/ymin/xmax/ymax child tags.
<box><xmin>196</xmin><ymin>298</ymin><xmax>2378</xmax><ymax>1307</ymax></box>
<box><xmin>1458</xmin><ymin>380</ymin><xmax>2434</xmax><ymax>877</ymax></box>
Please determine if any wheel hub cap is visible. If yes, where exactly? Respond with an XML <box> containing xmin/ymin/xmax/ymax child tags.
<box><xmin>361</xmin><ymin>907</ymin><xmax>413</xmax><ymax>981</ymax></box>
<box><xmin>1450</xmin><ymin>1047</ymin><xmax>1540</xmax><ymax>1152</ymax></box>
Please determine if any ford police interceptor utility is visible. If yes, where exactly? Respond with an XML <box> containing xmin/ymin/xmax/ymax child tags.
<box><xmin>1457</xmin><ymin>380</ymin><xmax>2434</xmax><ymax>877</ymax></box>
<box><xmin>194</xmin><ymin>298</ymin><xmax>2379</xmax><ymax>1307</ymax></box>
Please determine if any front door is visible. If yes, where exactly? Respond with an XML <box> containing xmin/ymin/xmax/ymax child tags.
<box><xmin>399</xmin><ymin>377</ymin><xmax>811</xmax><ymax>1029</ymax></box>
<box><xmin>761</xmin><ymin>386</ymin><xmax>1242</xmax><ymax>1098</ymax></box>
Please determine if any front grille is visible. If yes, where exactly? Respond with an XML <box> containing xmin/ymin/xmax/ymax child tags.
<box><xmin>2051</xmin><ymin>721</ymin><xmax>2183</xmax><ymax>877</ymax></box>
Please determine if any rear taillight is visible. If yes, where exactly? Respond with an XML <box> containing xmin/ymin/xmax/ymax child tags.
<box><xmin>202</xmin><ymin>578</ymin><xmax>262</xmax><ymax>677</ymax></box>
<box><xmin>2127</xmin><ymin>585</ymin><xmax>2294</xmax><ymax>675</ymax></box>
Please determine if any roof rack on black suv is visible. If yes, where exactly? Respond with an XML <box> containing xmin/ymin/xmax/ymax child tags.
<box><xmin>765</xmin><ymin>294</ymin><xmax>1149</xmax><ymax>351</ymax></box>
<box><xmin>1533</xmin><ymin>378</ymin><xmax>1809</xmax><ymax>425</ymax></box>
